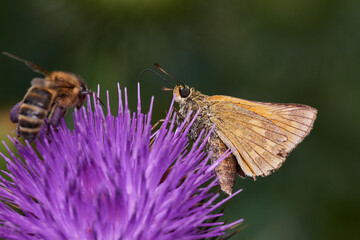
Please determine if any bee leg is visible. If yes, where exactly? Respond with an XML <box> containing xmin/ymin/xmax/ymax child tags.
<box><xmin>48</xmin><ymin>105</ymin><xmax>67</xmax><ymax>132</ymax></box>
<box><xmin>44</xmin><ymin>105</ymin><xmax>66</xmax><ymax>143</ymax></box>
<box><xmin>10</xmin><ymin>102</ymin><xmax>22</xmax><ymax>123</ymax></box>
<box><xmin>46</xmin><ymin>103</ymin><xmax>58</xmax><ymax>134</ymax></box>
<box><xmin>15</xmin><ymin>125</ymin><xmax>21</xmax><ymax>138</ymax></box>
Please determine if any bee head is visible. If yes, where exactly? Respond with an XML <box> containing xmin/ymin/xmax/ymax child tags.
<box><xmin>77</xmin><ymin>82</ymin><xmax>89</xmax><ymax>109</ymax></box>
<box><xmin>173</xmin><ymin>85</ymin><xmax>193</xmax><ymax>103</ymax></box>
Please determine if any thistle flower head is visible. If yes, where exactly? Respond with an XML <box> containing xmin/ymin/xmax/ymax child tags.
<box><xmin>0</xmin><ymin>83</ymin><xmax>242</xmax><ymax>239</ymax></box>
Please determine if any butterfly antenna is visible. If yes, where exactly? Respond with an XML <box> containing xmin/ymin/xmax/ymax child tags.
<box><xmin>154</xmin><ymin>63</ymin><xmax>186</xmax><ymax>86</ymax></box>
<box><xmin>137</xmin><ymin>68</ymin><xmax>174</xmax><ymax>88</ymax></box>
<box><xmin>2</xmin><ymin>51</ymin><xmax>50</xmax><ymax>76</ymax></box>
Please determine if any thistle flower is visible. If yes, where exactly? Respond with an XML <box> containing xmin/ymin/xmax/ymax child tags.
<box><xmin>0</xmin><ymin>83</ymin><xmax>242</xmax><ymax>240</ymax></box>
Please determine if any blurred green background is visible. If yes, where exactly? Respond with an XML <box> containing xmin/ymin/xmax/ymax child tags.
<box><xmin>0</xmin><ymin>0</ymin><xmax>359</xmax><ymax>239</ymax></box>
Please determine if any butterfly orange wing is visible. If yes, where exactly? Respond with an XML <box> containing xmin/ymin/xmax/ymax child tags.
<box><xmin>206</xmin><ymin>95</ymin><xmax>317</xmax><ymax>178</ymax></box>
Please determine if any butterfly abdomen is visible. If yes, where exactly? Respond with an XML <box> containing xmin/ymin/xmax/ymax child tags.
<box><xmin>206</xmin><ymin>133</ymin><xmax>237</xmax><ymax>195</ymax></box>
<box><xmin>18</xmin><ymin>87</ymin><xmax>54</xmax><ymax>142</ymax></box>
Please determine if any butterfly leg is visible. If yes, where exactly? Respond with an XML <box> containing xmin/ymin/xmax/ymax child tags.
<box><xmin>173</xmin><ymin>107</ymin><xmax>193</xmax><ymax>134</ymax></box>
<box><xmin>207</xmin><ymin>134</ymin><xmax>237</xmax><ymax>195</ymax></box>
<box><xmin>172</xmin><ymin>107</ymin><xmax>186</xmax><ymax>121</ymax></box>
<box><xmin>151</xmin><ymin>119</ymin><xmax>165</xmax><ymax>131</ymax></box>
<box><xmin>152</xmin><ymin>107</ymin><xmax>185</xmax><ymax>131</ymax></box>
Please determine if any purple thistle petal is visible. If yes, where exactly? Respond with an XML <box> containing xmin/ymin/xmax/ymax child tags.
<box><xmin>0</xmin><ymin>84</ymin><xmax>242</xmax><ymax>240</ymax></box>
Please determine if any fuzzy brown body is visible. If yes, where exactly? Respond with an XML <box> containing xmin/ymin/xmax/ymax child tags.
<box><xmin>4</xmin><ymin>52</ymin><xmax>89</xmax><ymax>143</ymax></box>
<box><xmin>16</xmin><ymin>71</ymin><xmax>87</xmax><ymax>142</ymax></box>
<box><xmin>173</xmin><ymin>85</ymin><xmax>317</xmax><ymax>195</ymax></box>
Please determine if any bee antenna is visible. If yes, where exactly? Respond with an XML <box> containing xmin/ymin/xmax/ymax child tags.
<box><xmin>154</xmin><ymin>63</ymin><xmax>186</xmax><ymax>86</ymax></box>
<box><xmin>86</xmin><ymin>90</ymin><xmax>106</xmax><ymax>107</ymax></box>
<box><xmin>137</xmin><ymin>68</ymin><xmax>174</xmax><ymax>88</ymax></box>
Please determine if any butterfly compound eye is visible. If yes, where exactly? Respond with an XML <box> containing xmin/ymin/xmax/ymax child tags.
<box><xmin>180</xmin><ymin>87</ymin><xmax>190</xmax><ymax>98</ymax></box>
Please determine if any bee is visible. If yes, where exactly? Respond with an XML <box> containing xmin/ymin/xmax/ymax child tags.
<box><xmin>155</xmin><ymin>64</ymin><xmax>317</xmax><ymax>195</ymax></box>
<box><xmin>4</xmin><ymin>52</ymin><xmax>95</xmax><ymax>143</ymax></box>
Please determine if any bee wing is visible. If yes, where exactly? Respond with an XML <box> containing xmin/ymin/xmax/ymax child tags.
<box><xmin>207</xmin><ymin>96</ymin><xmax>317</xmax><ymax>178</ymax></box>
<box><xmin>2</xmin><ymin>52</ymin><xmax>50</xmax><ymax>76</ymax></box>
<box><xmin>31</xmin><ymin>78</ymin><xmax>74</xmax><ymax>89</ymax></box>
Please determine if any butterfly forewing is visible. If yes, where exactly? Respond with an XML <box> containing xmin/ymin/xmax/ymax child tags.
<box><xmin>207</xmin><ymin>95</ymin><xmax>317</xmax><ymax>178</ymax></box>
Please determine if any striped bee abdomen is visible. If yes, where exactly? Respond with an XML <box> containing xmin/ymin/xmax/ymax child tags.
<box><xmin>18</xmin><ymin>87</ymin><xmax>53</xmax><ymax>142</ymax></box>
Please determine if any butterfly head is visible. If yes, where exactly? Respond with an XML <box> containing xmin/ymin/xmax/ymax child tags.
<box><xmin>173</xmin><ymin>85</ymin><xmax>194</xmax><ymax>104</ymax></box>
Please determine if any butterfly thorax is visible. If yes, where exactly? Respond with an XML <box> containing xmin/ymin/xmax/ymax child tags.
<box><xmin>173</xmin><ymin>85</ymin><xmax>238</xmax><ymax>194</ymax></box>
<box><xmin>173</xmin><ymin>85</ymin><xmax>213</xmax><ymax>141</ymax></box>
